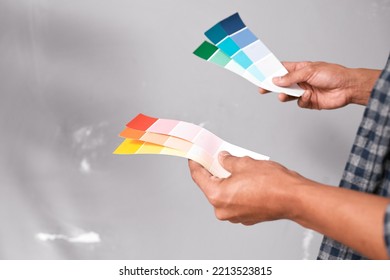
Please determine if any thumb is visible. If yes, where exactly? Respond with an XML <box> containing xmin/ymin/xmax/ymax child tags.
<box><xmin>273</xmin><ymin>67</ymin><xmax>311</xmax><ymax>87</ymax></box>
<box><xmin>218</xmin><ymin>151</ymin><xmax>238</xmax><ymax>173</ymax></box>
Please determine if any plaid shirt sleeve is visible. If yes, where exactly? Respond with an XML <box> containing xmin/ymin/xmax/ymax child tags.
<box><xmin>318</xmin><ymin>53</ymin><xmax>390</xmax><ymax>260</ymax></box>
<box><xmin>385</xmin><ymin>204</ymin><xmax>390</xmax><ymax>258</ymax></box>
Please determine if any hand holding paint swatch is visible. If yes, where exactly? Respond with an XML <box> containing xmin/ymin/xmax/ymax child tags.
<box><xmin>194</xmin><ymin>13</ymin><xmax>304</xmax><ymax>97</ymax></box>
<box><xmin>114</xmin><ymin>114</ymin><xmax>269</xmax><ymax>178</ymax></box>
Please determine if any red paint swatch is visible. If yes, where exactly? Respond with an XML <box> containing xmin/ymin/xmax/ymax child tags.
<box><xmin>126</xmin><ymin>113</ymin><xmax>158</xmax><ymax>131</ymax></box>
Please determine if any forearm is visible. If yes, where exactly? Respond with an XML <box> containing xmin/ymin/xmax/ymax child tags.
<box><xmin>348</xmin><ymin>68</ymin><xmax>381</xmax><ymax>106</ymax></box>
<box><xmin>288</xmin><ymin>179</ymin><xmax>390</xmax><ymax>259</ymax></box>
<box><xmin>189</xmin><ymin>155</ymin><xmax>390</xmax><ymax>258</ymax></box>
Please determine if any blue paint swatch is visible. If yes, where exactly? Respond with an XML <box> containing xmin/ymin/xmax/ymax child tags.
<box><xmin>220</xmin><ymin>13</ymin><xmax>245</xmax><ymax>35</ymax></box>
<box><xmin>244</xmin><ymin>41</ymin><xmax>271</xmax><ymax>62</ymax></box>
<box><xmin>233</xmin><ymin>51</ymin><xmax>252</xmax><ymax>69</ymax></box>
<box><xmin>205</xmin><ymin>23</ymin><xmax>227</xmax><ymax>44</ymax></box>
<box><xmin>231</xmin><ymin>28</ymin><xmax>257</xmax><ymax>48</ymax></box>
<box><xmin>248</xmin><ymin>65</ymin><xmax>265</xmax><ymax>81</ymax></box>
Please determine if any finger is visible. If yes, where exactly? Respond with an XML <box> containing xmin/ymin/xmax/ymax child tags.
<box><xmin>228</xmin><ymin>218</ymin><xmax>241</xmax><ymax>224</ymax></box>
<box><xmin>241</xmin><ymin>221</ymin><xmax>255</xmax><ymax>226</ymax></box>
<box><xmin>272</xmin><ymin>65</ymin><xmax>312</xmax><ymax>87</ymax></box>
<box><xmin>278</xmin><ymin>93</ymin><xmax>298</xmax><ymax>102</ymax></box>
<box><xmin>297</xmin><ymin>91</ymin><xmax>312</xmax><ymax>108</ymax></box>
<box><xmin>258</xmin><ymin>87</ymin><xmax>270</xmax><ymax>94</ymax></box>
<box><xmin>188</xmin><ymin>159</ymin><xmax>219</xmax><ymax>195</ymax></box>
<box><xmin>218</xmin><ymin>151</ymin><xmax>239</xmax><ymax>173</ymax></box>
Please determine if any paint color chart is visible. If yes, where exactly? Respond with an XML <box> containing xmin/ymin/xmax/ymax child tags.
<box><xmin>194</xmin><ymin>13</ymin><xmax>304</xmax><ymax>97</ymax></box>
<box><xmin>114</xmin><ymin>114</ymin><xmax>269</xmax><ymax>178</ymax></box>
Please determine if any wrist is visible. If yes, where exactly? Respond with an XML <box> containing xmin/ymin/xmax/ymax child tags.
<box><xmin>282</xmin><ymin>175</ymin><xmax>325</xmax><ymax>226</ymax></box>
<box><xmin>349</xmin><ymin>68</ymin><xmax>381</xmax><ymax>106</ymax></box>
<box><xmin>280</xmin><ymin>173</ymin><xmax>318</xmax><ymax>222</ymax></box>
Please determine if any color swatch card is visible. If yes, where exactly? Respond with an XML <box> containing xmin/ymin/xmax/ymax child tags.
<box><xmin>114</xmin><ymin>114</ymin><xmax>269</xmax><ymax>178</ymax></box>
<box><xmin>194</xmin><ymin>13</ymin><xmax>304</xmax><ymax>97</ymax></box>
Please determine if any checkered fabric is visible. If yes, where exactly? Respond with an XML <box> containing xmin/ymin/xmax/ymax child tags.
<box><xmin>318</xmin><ymin>54</ymin><xmax>390</xmax><ymax>259</ymax></box>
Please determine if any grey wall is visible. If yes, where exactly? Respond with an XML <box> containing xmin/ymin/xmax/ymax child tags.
<box><xmin>0</xmin><ymin>0</ymin><xmax>389</xmax><ymax>259</ymax></box>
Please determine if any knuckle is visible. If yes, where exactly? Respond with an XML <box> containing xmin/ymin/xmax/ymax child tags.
<box><xmin>207</xmin><ymin>189</ymin><xmax>222</xmax><ymax>206</ymax></box>
<box><xmin>306</xmin><ymin>64</ymin><xmax>315</xmax><ymax>74</ymax></box>
<box><xmin>242</xmin><ymin>156</ymin><xmax>252</xmax><ymax>163</ymax></box>
<box><xmin>237</xmin><ymin>156</ymin><xmax>252</xmax><ymax>168</ymax></box>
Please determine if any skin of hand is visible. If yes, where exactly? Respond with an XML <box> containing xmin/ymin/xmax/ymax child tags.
<box><xmin>189</xmin><ymin>152</ymin><xmax>390</xmax><ymax>259</ymax></box>
<box><xmin>259</xmin><ymin>61</ymin><xmax>381</xmax><ymax>109</ymax></box>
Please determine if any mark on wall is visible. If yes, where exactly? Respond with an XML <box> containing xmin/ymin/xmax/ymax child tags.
<box><xmin>73</xmin><ymin>123</ymin><xmax>106</xmax><ymax>151</ymax></box>
<box><xmin>36</xmin><ymin>231</ymin><xmax>101</xmax><ymax>244</ymax></box>
<box><xmin>72</xmin><ymin>122</ymin><xmax>108</xmax><ymax>173</ymax></box>
<box><xmin>302</xmin><ymin>229</ymin><xmax>314</xmax><ymax>260</ymax></box>
<box><xmin>80</xmin><ymin>157</ymin><xmax>91</xmax><ymax>173</ymax></box>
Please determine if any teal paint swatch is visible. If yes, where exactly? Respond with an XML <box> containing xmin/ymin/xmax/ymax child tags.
<box><xmin>248</xmin><ymin>66</ymin><xmax>265</xmax><ymax>81</ymax></box>
<box><xmin>233</xmin><ymin>51</ymin><xmax>252</xmax><ymax>69</ymax></box>
<box><xmin>217</xmin><ymin>37</ymin><xmax>240</xmax><ymax>56</ymax></box>
<box><xmin>205</xmin><ymin>23</ymin><xmax>227</xmax><ymax>44</ymax></box>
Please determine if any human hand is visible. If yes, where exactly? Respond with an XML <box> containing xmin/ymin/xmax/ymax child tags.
<box><xmin>189</xmin><ymin>152</ymin><xmax>390</xmax><ymax>259</ymax></box>
<box><xmin>188</xmin><ymin>151</ymin><xmax>310</xmax><ymax>225</ymax></box>
<box><xmin>259</xmin><ymin>61</ymin><xmax>380</xmax><ymax>109</ymax></box>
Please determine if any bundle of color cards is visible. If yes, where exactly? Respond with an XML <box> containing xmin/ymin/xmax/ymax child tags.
<box><xmin>114</xmin><ymin>114</ymin><xmax>268</xmax><ymax>178</ymax></box>
<box><xmin>194</xmin><ymin>13</ymin><xmax>304</xmax><ymax>97</ymax></box>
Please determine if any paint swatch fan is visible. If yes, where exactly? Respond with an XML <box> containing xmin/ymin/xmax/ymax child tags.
<box><xmin>114</xmin><ymin>114</ymin><xmax>269</xmax><ymax>178</ymax></box>
<box><xmin>194</xmin><ymin>13</ymin><xmax>304</xmax><ymax>97</ymax></box>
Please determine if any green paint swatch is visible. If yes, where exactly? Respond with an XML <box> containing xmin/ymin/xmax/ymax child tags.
<box><xmin>193</xmin><ymin>41</ymin><xmax>218</xmax><ymax>60</ymax></box>
<box><xmin>194</xmin><ymin>41</ymin><xmax>232</xmax><ymax>67</ymax></box>
<box><xmin>209</xmin><ymin>50</ymin><xmax>231</xmax><ymax>66</ymax></box>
